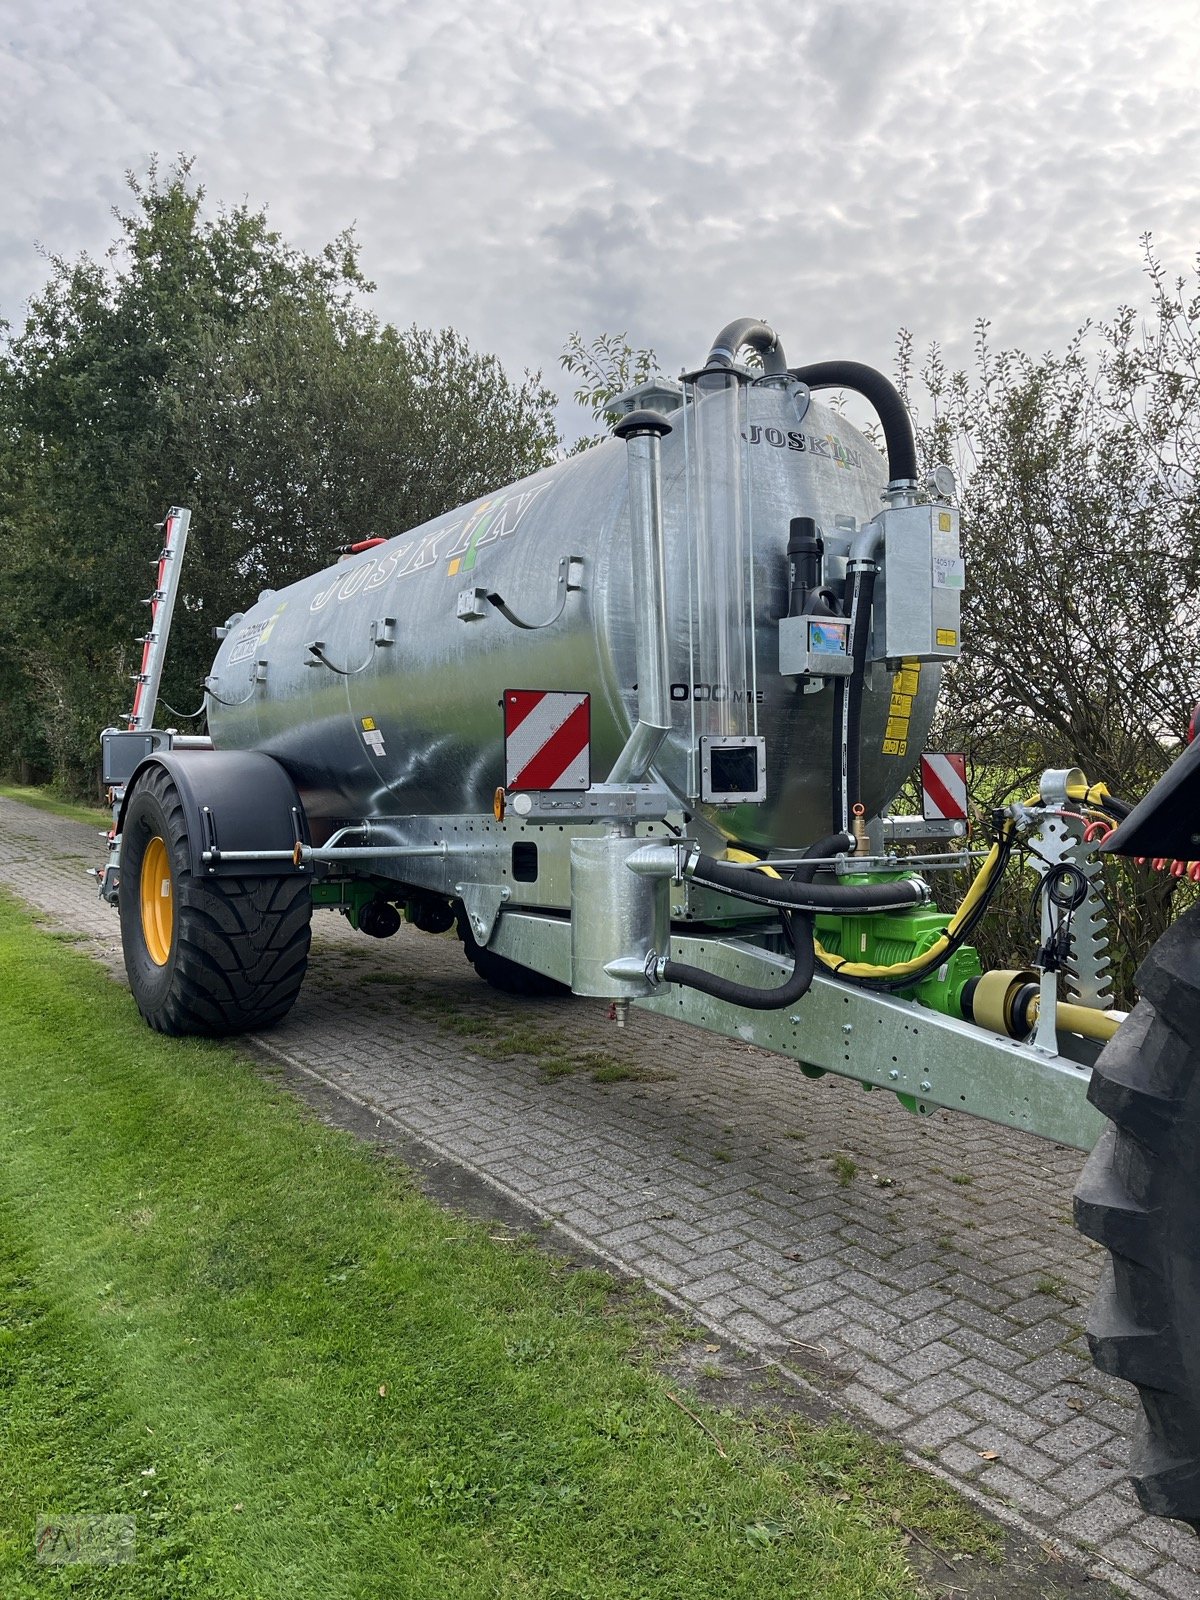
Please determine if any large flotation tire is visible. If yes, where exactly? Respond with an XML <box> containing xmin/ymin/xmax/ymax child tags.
<box><xmin>119</xmin><ymin>764</ymin><xmax>311</xmax><ymax>1036</ymax></box>
<box><xmin>1073</xmin><ymin>904</ymin><xmax>1200</xmax><ymax>1531</ymax></box>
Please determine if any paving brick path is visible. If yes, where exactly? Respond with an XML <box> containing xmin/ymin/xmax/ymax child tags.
<box><xmin>2</xmin><ymin>796</ymin><xmax>1197</xmax><ymax>1599</ymax></box>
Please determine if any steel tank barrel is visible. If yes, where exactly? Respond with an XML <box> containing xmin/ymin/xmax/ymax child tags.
<box><xmin>205</xmin><ymin>386</ymin><xmax>941</xmax><ymax>849</ymax></box>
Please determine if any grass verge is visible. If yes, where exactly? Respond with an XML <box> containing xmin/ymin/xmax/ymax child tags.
<box><xmin>0</xmin><ymin>888</ymin><xmax>995</xmax><ymax>1597</ymax></box>
<box><xmin>0</xmin><ymin>784</ymin><xmax>108</xmax><ymax>829</ymax></box>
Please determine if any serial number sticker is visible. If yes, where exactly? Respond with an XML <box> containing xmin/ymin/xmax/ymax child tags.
<box><xmin>936</xmin><ymin>628</ymin><xmax>958</xmax><ymax>647</ymax></box>
<box><xmin>932</xmin><ymin>555</ymin><xmax>965</xmax><ymax>590</ymax></box>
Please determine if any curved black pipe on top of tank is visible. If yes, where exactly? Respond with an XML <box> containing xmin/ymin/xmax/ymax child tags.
<box><xmin>704</xmin><ymin>318</ymin><xmax>788</xmax><ymax>376</ymax></box>
<box><xmin>789</xmin><ymin>360</ymin><xmax>918</xmax><ymax>486</ymax></box>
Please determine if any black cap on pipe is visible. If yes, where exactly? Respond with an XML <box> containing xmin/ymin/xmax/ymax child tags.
<box><xmin>612</xmin><ymin>408</ymin><xmax>674</xmax><ymax>440</ymax></box>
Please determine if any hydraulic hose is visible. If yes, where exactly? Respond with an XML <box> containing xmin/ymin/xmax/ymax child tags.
<box><xmin>814</xmin><ymin>822</ymin><xmax>1015</xmax><ymax>985</ymax></box>
<box><xmin>660</xmin><ymin>833</ymin><xmax>851</xmax><ymax>1010</ymax></box>
<box><xmin>1063</xmin><ymin>777</ymin><xmax>1134</xmax><ymax>821</ymax></box>
<box><xmin>789</xmin><ymin>361</ymin><xmax>918</xmax><ymax>486</ymax></box>
<box><xmin>685</xmin><ymin>851</ymin><xmax>925</xmax><ymax>913</ymax></box>
<box><xmin>705</xmin><ymin>318</ymin><xmax>788</xmax><ymax>376</ymax></box>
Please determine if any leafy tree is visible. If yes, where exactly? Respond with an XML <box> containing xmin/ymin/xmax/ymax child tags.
<box><xmin>898</xmin><ymin>237</ymin><xmax>1200</xmax><ymax>994</ymax></box>
<box><xmin>559</xmin><ymin>330</ymin><xmax>662</xmax><ymax>449</ymax></box>
<box><xmin>0</xmin><ymin>159</ymin><xmax>558</xmax><ymax>792</ymax></box>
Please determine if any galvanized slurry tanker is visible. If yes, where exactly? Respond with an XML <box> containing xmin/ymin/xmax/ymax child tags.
<box><xmin>97</xmin><ymin>319</ymin><xmax>1200</xmax><ymax>1533</ymax></box>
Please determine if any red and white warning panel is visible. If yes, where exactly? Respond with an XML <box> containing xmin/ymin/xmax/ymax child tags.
<box><xmin>920</xmin><ymin>752</ymin><xmax>968</xmax><ymax>820</ymax></box>
<box><xmin>504</xmin><ymin>690</ymin><xmax>591</xmax><ymax>791</ymax></box>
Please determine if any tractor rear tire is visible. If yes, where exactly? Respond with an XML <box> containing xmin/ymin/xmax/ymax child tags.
<box><xmin>1073</xmin><ymin>904</ymin><xmax>1200</xmax><ymax>1532</ymax></box>
<box><xmin>457</xmin><ymin>914</ymin><xmax>568</xmax><ymax>998</ymax></box>
<box><xmin>119</xmin><ymin>765</ymin><xmax>312</xmax><ymax>1036</ymax></box>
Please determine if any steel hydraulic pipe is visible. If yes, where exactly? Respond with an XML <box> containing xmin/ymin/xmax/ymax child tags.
<box><xmin>608</xmin><ymin>410</ymin><xmax>674</xmax><ymax>785</ymax></box>
<box><xmin>200</xmin><ymin>843</ymin><xmax>449</xmax><ymax>865</ymax></box>
<box><xmin>299</xmin><ymin>842</ymin><xmax>448</xmax><ymax>864</ymax></box>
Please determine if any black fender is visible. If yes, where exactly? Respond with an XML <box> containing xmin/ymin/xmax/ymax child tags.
<box><xmin>118</xmin><ymin>751</ymin><xmax>309</xmax><ymax>878</ymax></box>
<box><xmin>1102</xmin><ymin>738</ymin><xmax>1200</xmax><ymax>861</ymax></box>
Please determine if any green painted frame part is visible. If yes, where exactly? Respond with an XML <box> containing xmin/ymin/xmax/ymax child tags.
<box><xmin>311</xmin><ymin>879</ymin><xmax>380</xmax><ymax>930</ymax></box>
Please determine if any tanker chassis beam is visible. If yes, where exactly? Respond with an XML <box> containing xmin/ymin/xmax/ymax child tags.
<box><xmin>487</xmin><ymin>910</ymin><xmax>1106</xmax><ymax>1152</ymax></box>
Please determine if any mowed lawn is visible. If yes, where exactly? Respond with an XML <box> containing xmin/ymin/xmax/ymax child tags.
<box><xmin>0</xmin><ymin>888</ymin><xmax>994</xmax><ymax>1598</ymax></box>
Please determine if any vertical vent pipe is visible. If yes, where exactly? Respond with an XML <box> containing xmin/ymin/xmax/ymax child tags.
<box><xmin>683</xmin><ymin>368</ymin><xmax>756</xmax><ymax>769</ymax></box>
<box><xmin>609</xmin><ymin>410</ymin><xmax>674</xmax><ymax>784</ymax></box>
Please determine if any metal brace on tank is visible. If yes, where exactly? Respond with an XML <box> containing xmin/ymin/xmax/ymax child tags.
<box><xmin>457</xmin><ymin>555</ymin><xmax>584</xmax><ymax>630</ymax></box>
<box><xmin>303</xmin><ymin>617</ymin><xmax>397</xmax><ymax>675</ymax></box>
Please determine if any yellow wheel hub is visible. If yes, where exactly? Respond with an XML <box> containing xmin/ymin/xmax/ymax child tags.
<box><xmin>140</xmin><ymin>836</ymin><xmax>174</xmax><ymax>966</ymax></box>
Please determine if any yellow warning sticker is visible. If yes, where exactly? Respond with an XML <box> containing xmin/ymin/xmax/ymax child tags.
<box><xmin>361</xmin><ymin>716</ymin><xmax>376</xmax><ymax>731</ymax></box>
<box><xmin>938</xmin><ymin>512</ymin><xmax>953</xmax><ymax>532</ymax></box>
<box><xmin>936</xmin><ymin>629</ymin><xmax>958</xmax><ymax>647</ymax></box>
<box><xmin>889</xmin><ymin>662</ymin><xmax>928</xmax><ymax>761</ymax></box>
<box><xmin>882</xmin><ymin>657</ymin><xmax>921</xmax><ymax>758</ymax></box>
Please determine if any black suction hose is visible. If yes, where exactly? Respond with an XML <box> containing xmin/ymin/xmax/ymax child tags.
<box><xmin>660</xmin><ymin>907</ymin><xmax>818</xmax><ymax>1013</ymax></box>
<box><xmin>662</xmin><ymin>832</ymin><xmax>873</xmax><ymax>1012</ymax></box>
<box><xmin>789</xmin><ymin>361</ymin><xmax>918</xmax><ymax>486</ymax></box>
<box><xmin>705</xmin><ymin>318</ymin><xmax>788</xmax><ymax>376</ymax></box>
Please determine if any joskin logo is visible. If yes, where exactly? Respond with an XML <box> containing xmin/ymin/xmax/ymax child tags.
<box><xmin>747</xmin><ymin>423</ymin><xmax>863</xmax><ymax>469</ymax></box>
<box><xmin>445</xmin><ymin>484</ymin><xmax>551</xmax><ymax>577</ymax></box>
<box><xmin>447</xmin><ymin>500</ymin><xmax>498</xmax><ymax>577</ymax></box>
<box><xmin>309</xmin><ymin>483</ymin><xmax>550</xmax><ymax>613</ymax></box>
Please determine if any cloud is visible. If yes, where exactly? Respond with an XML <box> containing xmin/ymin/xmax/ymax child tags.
<box><xmin>1</xmin><ymin>0</ymin><xmax>1198</xmax><ymax>441</ymax></box>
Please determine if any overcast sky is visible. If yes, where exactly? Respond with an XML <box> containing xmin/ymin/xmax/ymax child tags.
<box><xmin>2</xmin><ymin>0</ymin><xmax>1198</xmax><ymax>440</ymax></box>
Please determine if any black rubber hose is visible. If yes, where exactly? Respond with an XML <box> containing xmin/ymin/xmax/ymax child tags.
<box><xmin>1099</xmin><ymin>794</ymin><xmax>1134</xmax><ymax>821</ymax></box>
<box><xmin>790</xmin><ymin>360</ymin><xmax>918</xmax><ymax>485</ymax></box>
<box><xmin>793</xmin><ymin>831</ymin><xmax>855</xmax><ymax>882</ymax></box>
<box><xmin>660</xmin><ymin>833</ymin><xmax>849</xmax><ymax>1010</ymax></box>
<box><xmin>831</xmin><ymin>560</ymin><xmax>875</xmax><ymax>832</ymax></box>
<box><xmin>844</xmin><ymin>564</ymin><xmax>876</xmax><ymax>826</ymax></box>
<box><xmin>660</xmin><ymin>907</ymin><xmax>817</xmax><ymax>1012</ymax></box>
<box><xmin>705</xmin><ymin>318</ymin><xmax>787</xmax><ymax>376</ymax></box>
<box><xmin>686</xmin><ymin>853</ymin><xmax>924</xmax><ymax>912</ymax></box>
